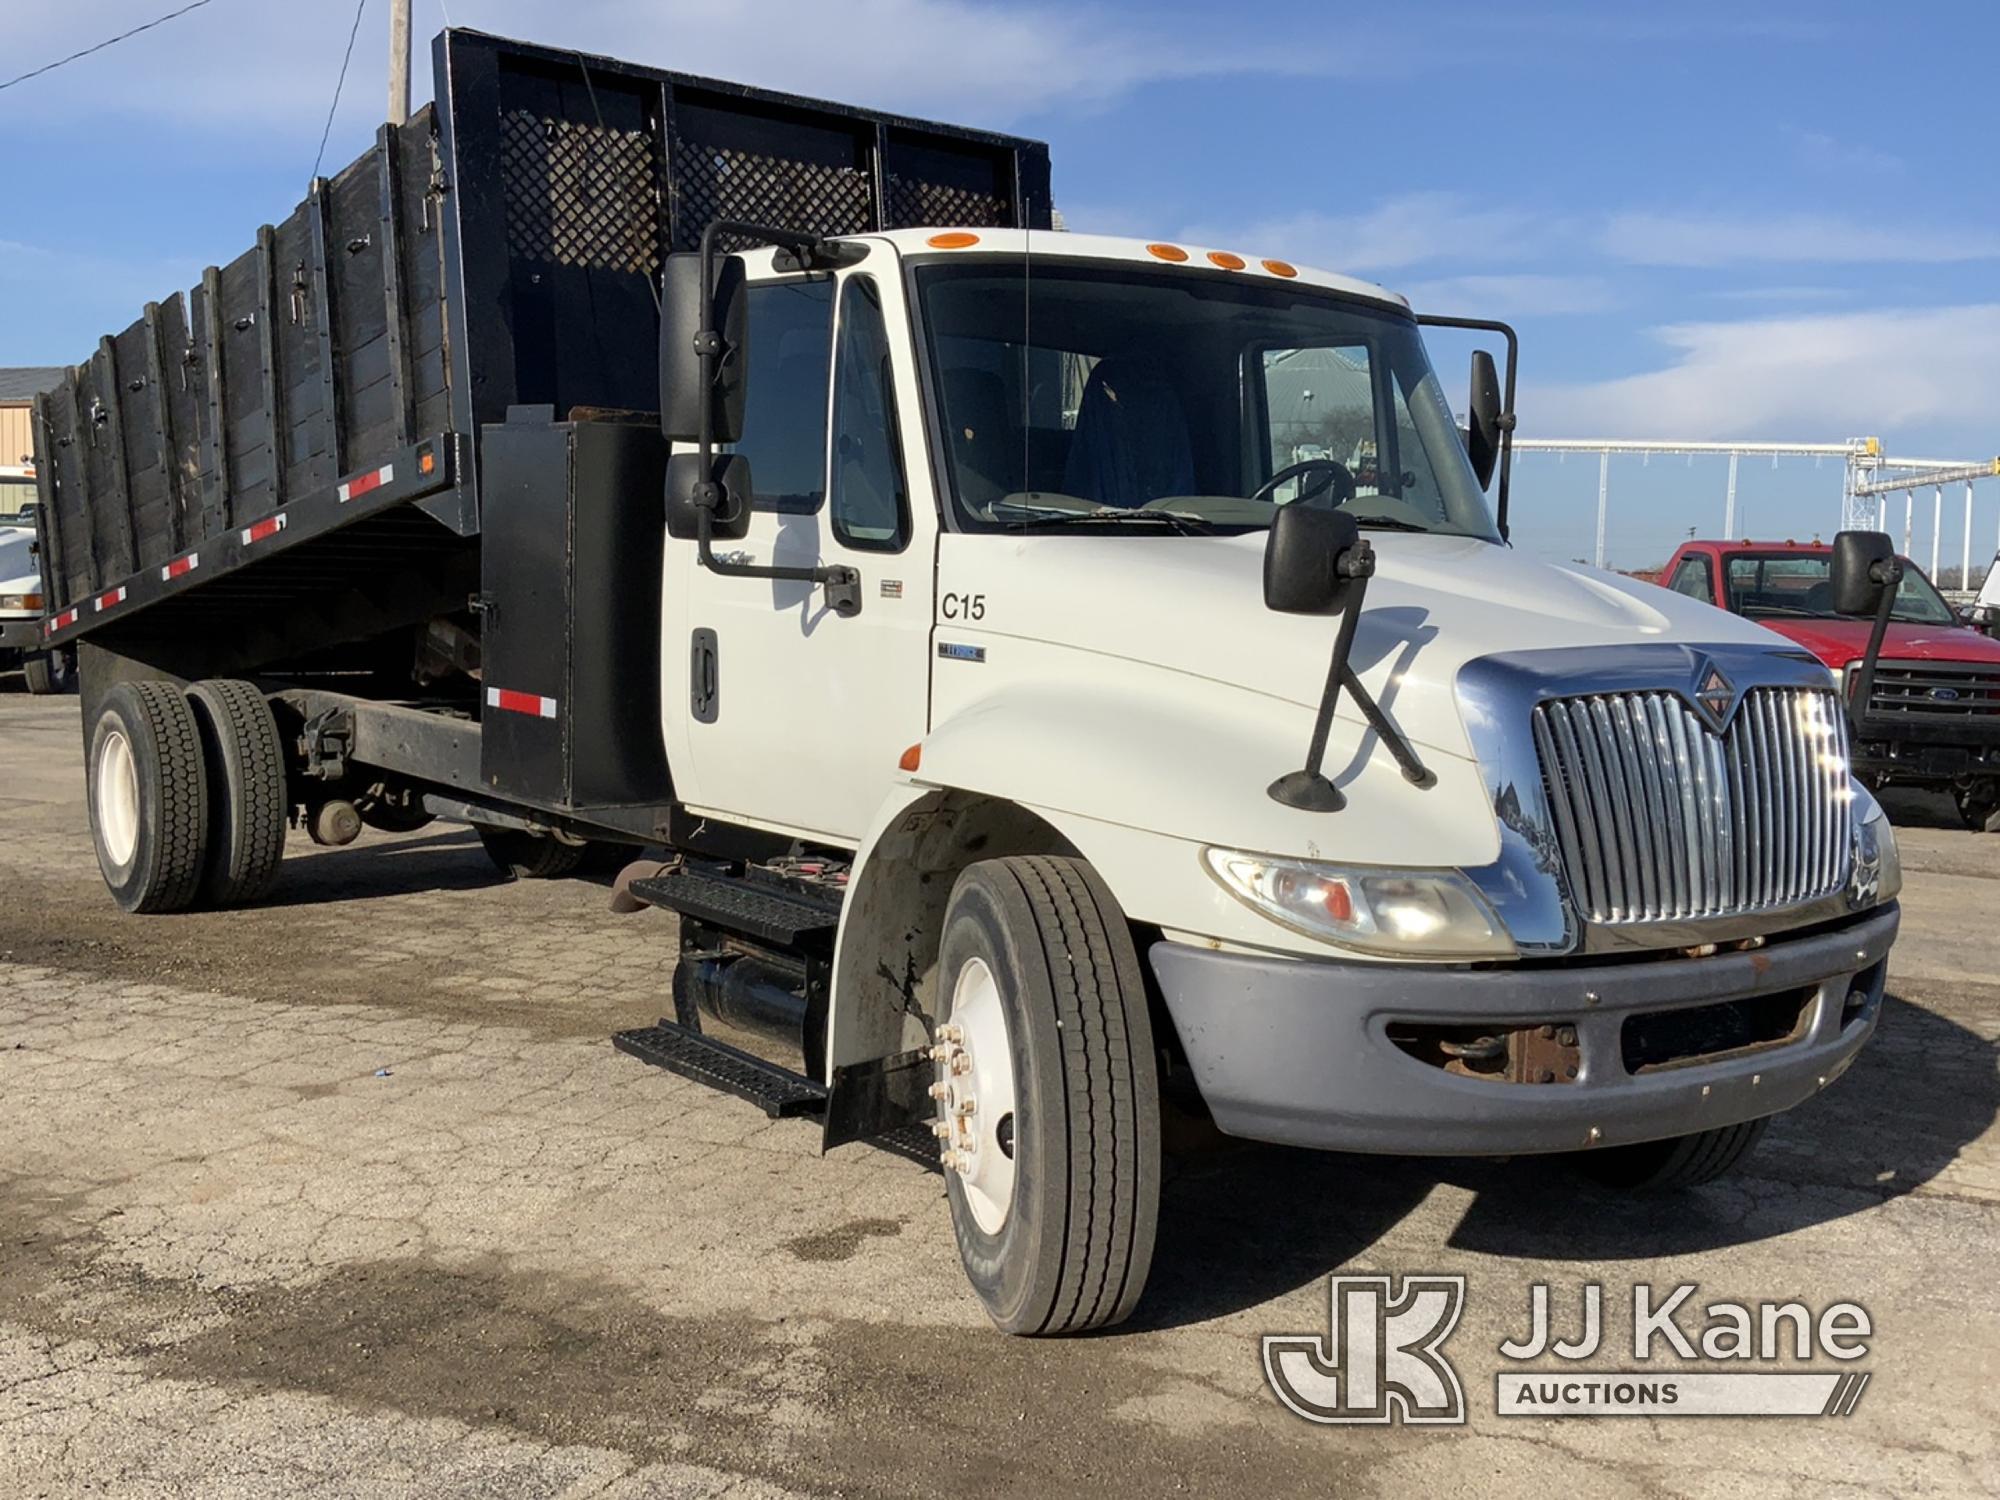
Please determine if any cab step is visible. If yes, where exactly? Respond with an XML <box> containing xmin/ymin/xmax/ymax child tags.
<box><xmin>630</xmin><ymin>866</ymin><xmax>841</xmax><ymax>949</ymax></box>
<box><xmin>613</xmin><ymin>1019</ymin><xmax>828</xmax><ymax>1118</ymax></box>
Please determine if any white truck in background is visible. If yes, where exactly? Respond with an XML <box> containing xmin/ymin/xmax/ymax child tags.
<box><xmin>35</xmin><ymin>29</ymin><xmax>1903</xmax><ymax>1336</ymax></box>
<box><xmin>1</xmin><ymin>466</ymin><xmax>69</xmax><ymax>693</ymax></box>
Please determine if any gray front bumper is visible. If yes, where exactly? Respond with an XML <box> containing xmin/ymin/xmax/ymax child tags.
<box><xmin>1149</xmin><ymin>903</ymin><xmax>1898</xmax><ymax>1156</ymax></box>
<box><xmin>0</xmin><ymin>618</ymin><xmax>38</xmax><ymax>653</ymax></box>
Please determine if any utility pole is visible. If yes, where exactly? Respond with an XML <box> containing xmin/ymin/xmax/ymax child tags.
<box><xmin>387</xmin><ymin>0</ymin><xmax>411</xmax><ymax>126</ymax></box>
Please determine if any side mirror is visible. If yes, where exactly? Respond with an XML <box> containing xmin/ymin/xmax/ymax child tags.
<box><xmin>660</xmin><ymin>252</ymin><xmax>747</xmax><ymax>444</ymax></box>
<box><xmin>1830</xmin><ymin>530</ymin><xmax>1900</xmax><ymax>616</ymax></box>
<box><xmin>1264</xmin><ymin>504</ymin><xmax>1365</xmax><ymax>614</ymax></box>
<box><xmin>665</xmin><ymin>452</ymin><xmax>753</xmax><ymax>542</ymax></box>
<box><xmin>1465</xmin><ymin>350</ymin><xmax>1502</xmax><ymax>490</ymax></box>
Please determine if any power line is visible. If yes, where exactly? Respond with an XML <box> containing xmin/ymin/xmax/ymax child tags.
<box><xmin>0</xmin><ymin>0</ymin><xmax>217</xmax><ymax>93</ymax></box>
<box><xmin>311</xmin><ymin>0</ymin><xmax>371</xmax><ymax>184</ymax></box>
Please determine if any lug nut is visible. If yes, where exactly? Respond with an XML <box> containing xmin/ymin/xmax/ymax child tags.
<box><xmin>940</xmin><ymin>1148</ymin><xmax>963</xmax><ymax>1170</ymax></box>
<box><xmin>930</xmin><ymin>1121</ymin><xmax>951</xmax><ymax>1139</ymax></box>
<box><xmin>955</xmin><ymin>1098</ymin><xmax>976</xmax><ymax>1116</ymax></box>
<box><xmin>950</xmin><ymin>1054</ymin><xmax>971</xmax><ymax>1075</ymax></box>
<box><xmin>927</xmin><ymin>1082</ymin><xmax>951</xmax><ymax>1100</ymax></box>
<box><xmin>938</xmin><ymin>1024</ymin><xmax>964</xmax><ymax>1043</ymax></box>
<box><xmin>928</xmin><ymin>1043</ymin><xmax>956</xmax><ymax>1063</ymax></box>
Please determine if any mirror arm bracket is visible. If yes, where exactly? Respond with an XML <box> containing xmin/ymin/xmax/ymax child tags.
<box><xmin>1268</xmin><ymin>542</ymin><xmax>1432</xmax><ymax>811</ymax></box>
<box><xmin>686</xmin><ymin>218</ymin><xmax>863</xmax><ymax>617</ymax></box>
<box><xmin>1850</xmin><ymin>556</ymin><xmax>1904</xmax><ymax>723</ymax></box>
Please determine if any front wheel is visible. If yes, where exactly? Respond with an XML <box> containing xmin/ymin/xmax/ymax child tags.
<box><xmin>1957</xmin><ymin>782</ymin><xmax>2000</xmax><ymax>833</ymax></box>
<box><xmin>23</xmin><ymin>650</ymin><xmax>71</xmax><ymax>695</ymax></box>
<box><xmin>1574</xmin><ymin>1118</ymin><xmax>1769</xmax><ymax>1191</ymax></box>
<box><xmin>934</xmin><ymin>855</ymin><xmax>1160</xmax><ymax>1336</ymax></box>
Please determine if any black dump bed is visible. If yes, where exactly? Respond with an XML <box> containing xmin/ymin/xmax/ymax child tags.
<box><xmin>32</xmin><ymin>27</ymin><xmax>1051</xmax><ymax>663</ymax></box>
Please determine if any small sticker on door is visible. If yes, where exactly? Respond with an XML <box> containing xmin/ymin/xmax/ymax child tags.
<box><xmin>880</xmin><ymin>579</ymin><xmax>904</xmax><ymax>598</ymax></box>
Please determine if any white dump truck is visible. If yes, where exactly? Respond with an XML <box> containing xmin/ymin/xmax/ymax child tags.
<box><xmin>34</xmin><ymin>29</ymin><xmax>1900</xmax><ymax>1335</ymax></box>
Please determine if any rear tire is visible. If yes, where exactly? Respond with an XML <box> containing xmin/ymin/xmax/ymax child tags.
<box><xmin>1577</xmin><ymin>1118</ymin><xmax>1769</xmax><ymax>1191</ymax></box>
<box><xmin>186</xmin><ymin>680</ymin><xmax>288</xmax><ymax>906</ymax></box>
<box><xmin>935</xmin><ymin>855</ymin><xmax>1161</xmax><ymax>1336</ymax></box>
<box><xmin>87</xmin><ymin>681</ymin><xmax>209</xmax><ymax>913</ymax></box>
<box><xmin>23</xmin><ymin>652</ymin><xmax>63</xmax><ymax>695</ymax></box>
<box><xmin>478</xmin><ymin>826</ymin><xmax>589</xmax><ymax>880</ymax></box>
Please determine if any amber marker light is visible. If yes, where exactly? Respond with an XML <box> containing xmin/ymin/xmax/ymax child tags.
<box><xmin>1145</xmin><ymin>243</ymin><xmax>1189</xmax><ymax>262</ymax></box>
<box><xmin>1206</xmin><ymin>250</ymin><xmax>1245</xmax><ymax>270</ymax></box>
<box><xmin>927</xmin><ymin>232</ymin><xmax>981</xmax><ymax>249</ymax></box>
<box><xmin>1261</xmin><ymin>258</ymin><xmax>1299</xmax><ymax>278</ymax></box>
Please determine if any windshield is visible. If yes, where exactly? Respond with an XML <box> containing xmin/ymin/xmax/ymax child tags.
<box><xmin>914</xmin><ymin>259</ymin><xmax>1499</xmax><ymax>540</ymax></box>
<box><xmin>0</xmin><ymin>476</ymin><xmax>35</xmax><ymax>527</ymax></box>
<box><xmin>1724</xmin><ymin>552</ymin><xmax>1958</xmax><ymax>626</ymax></box>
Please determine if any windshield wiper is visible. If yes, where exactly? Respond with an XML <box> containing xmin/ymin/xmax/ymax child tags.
<box><xmin>999</xmin><ymin>507</ymin><xmax>1220</xmax><ymax>536</ymax></box>
<box><xmin>1348</xmin><ymin>516</ymin><xmax>1432</xmax><ymax>533</ymax></box>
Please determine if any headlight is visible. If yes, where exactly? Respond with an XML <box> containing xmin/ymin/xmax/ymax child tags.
<box><xmin>1851</xmin><ymin>795</ymin><xmax>1901</xmax><ymax>908</ymax></box>
<box><xmin>0</xmin><ymin>592</ymin><xmax>40</xmax><ymax>611</ymax></box>
<box><xmin>1202</xmin><ymin>848</ymin><xmax>1514</xmax><ymax>958</ymax></box>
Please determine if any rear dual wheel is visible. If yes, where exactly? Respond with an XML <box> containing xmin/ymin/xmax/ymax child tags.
<box><xmin>87</xmin><ymin>679</ymin><xmax>287</xmax><ymax>912</ymax></box>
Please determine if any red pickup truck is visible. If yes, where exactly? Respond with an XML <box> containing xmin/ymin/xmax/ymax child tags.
<box><xmin>1660</xmin><ymin>539</ymin><xmax>2000</xmax><ymax>831</ymax></box>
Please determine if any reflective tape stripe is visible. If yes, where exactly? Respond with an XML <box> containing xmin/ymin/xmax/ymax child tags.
<box><xmin>241</xmin><ymin>514</ymin><xmax>288</xmax><ymax>545</ymax></box>
<box><xmin>486</xmin><ymin>686</ymin><xmax>557</xmax><ymax>719</ymax></box>
<box><xmin>93</xmin><ymin>586</ymin><xmax>128</xmax><ymax>613</ymax></box>
<box><xmin>337</xmin><ymin>463</ymin><xmax>394</xmax><ymax>503</ymax></box>
<box><xmin>161</xmin><ymin>553</ymin><xmax>199</xmax><ymax>581</ymax></box>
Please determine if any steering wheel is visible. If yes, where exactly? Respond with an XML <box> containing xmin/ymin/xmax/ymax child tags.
<box><xmin>1252</xmin><ymin>458</ymin><xmax>1356</xmax><ymax>508</ymax></box>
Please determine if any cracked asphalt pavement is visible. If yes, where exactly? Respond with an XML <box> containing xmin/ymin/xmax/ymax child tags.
<box><xmin>2</xmin><ymin>693</ymin><xmax>1997</xmax><ymax>1497</ymax></box>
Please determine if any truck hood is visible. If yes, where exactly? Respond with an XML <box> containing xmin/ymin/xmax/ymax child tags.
<box><xmin>1754</xmin><ymin>615</ymin><xmax>2000</xmax><ymax>669</ymax></box>
<box><xmin>940</xmin><ymin>530</ymin><xmax>1793</xmax><ymax>763</ymax></box>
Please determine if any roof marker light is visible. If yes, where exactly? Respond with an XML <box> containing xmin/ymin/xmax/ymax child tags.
<box><xmin>1261</xmin><ymin>258</ymin><xmax>1298</xmax><ymax>278</ymax></box>
<box><xmin>927</xmin><ymin>232</ymin><xmax>981</xmax><ymax>249</ymax></box>
<box><xmin>1146</xmin><ymin>243</ymin><xmax>1189</xmax><ymax>262</ymax></box>
<box><xmin>1206</xmin><ymin>250</ymin><xmax>1245</xmax><ymax>270</ymax></box>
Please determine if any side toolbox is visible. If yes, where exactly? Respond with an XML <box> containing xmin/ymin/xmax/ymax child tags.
<box><xmin>478</xmin><ymin>410</ymin><xmax>671</xmax><ymax>819</ymax></box>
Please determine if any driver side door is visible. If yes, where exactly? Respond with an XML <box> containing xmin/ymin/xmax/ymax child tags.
<box><xmin>662</xmin><ymin>247</ymin><xmax>937</xmax><ymax>845</ymax></box>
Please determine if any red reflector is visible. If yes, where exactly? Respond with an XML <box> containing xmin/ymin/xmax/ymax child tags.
<box><xmin>162</xmin><ymin>553</ymin><xmax>199</xmax><ymax>581</ymax></box>
<box><xmin>338</xmin><ymin>464</ymin><xmax>394</xmax><ymax>503</ymax></box>
<box><xmin>93</xmin><ymin>586</ymin><xmax>128</xmax><ymax>612</ymax></box>
<box><xmin>241</xmin><ymin>514</ymin><xmax>287</xmax><ymax>545</ymax></box>
<box><xmin>1321</xmin><ymin>879</ymin><xmax>1354</xmax><ymax>924</ymax></box>
<box><xmin>486</xmin><ymin>686</ymin><xmax>557</xmax><ymax>719</ymax></box>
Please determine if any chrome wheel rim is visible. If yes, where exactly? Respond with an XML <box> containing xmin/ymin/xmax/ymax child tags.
<box><xmin>95</xmin><ymin>728</ymin><xmax>140</xmax><ymax>871</ymax></box>
<box><xmin>936</xmin><ymin>955</ymin><xmax>1018</xmax><ymax>1234</ymax></box>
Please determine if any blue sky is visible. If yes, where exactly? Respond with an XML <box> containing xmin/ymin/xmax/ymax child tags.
<box><xmin>4</xmin><ymin>0</ymin><xmax>1997</xmax><ymax>571</ymax></box>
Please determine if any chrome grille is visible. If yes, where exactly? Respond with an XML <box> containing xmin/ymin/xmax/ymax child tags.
<box><xmin>1532</xmin><ymin>688</ymin><xmax>1852</xmax><ymax>925</ymax></box>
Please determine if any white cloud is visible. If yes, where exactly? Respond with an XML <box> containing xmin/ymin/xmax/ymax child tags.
<box><xmin>1600</xmin><ymin>211</ymin><xmax>2000</xmax><ymax>267</ymax></box>
<box><xmin>1192</xmin><ymin>194</ymin><xmax>1552</xmax><ymax>275</ymax></box>
<box><xmin>1</xmin><ymin>0</ymin><xmax>1362</xmax><ymax>139</ymax></box>
<box><xmin>1399</xmin><ymin>273</ymin><xmax>1614</xmax><ymax>317</ymax></box>
<box><xmin>1528</xmin><ymin>304</ymin><xmax>2000</xmax><ymax>442</ymax></box>
<box><xmin>1705</xmin><ymin>285</ymin><xmax>1851</xmax><ymax>303</ymax></box>
<box><xmin>1784</xmin><ymin>125</ymin><xmax>1903</xmax><ymax>176</ymax></box>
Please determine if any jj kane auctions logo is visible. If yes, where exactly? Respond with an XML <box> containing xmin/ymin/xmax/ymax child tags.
<box><xmin>1264</xmin><ymin>1276</ymin><xmax>1874</xmax><ymax>1424</ymax></box>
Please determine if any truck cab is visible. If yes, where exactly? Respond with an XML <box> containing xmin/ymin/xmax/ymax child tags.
<box><xmin>1661</xmin><ymin>538</ymin><xmax>2000</xmax><ymax>829</ymax></box>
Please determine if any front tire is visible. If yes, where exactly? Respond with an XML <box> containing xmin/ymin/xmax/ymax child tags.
<box><xmin>186</xmin><ymin>680</ymin><xmax>288</xmax><ymax>906</ymax></box>
<box><xmin>1576</xmin><ymin>1118</ymin><xmax>1769</xmax><ymax>1191</ymax></box>
<box><xmin>87</xmin><ymin>682</ymin><xmax>209</xmax><ymax>913</ymax></box>
<box><xmin>23</xmin><ymin>650</ymin><xmax>69</xmax><ymax>695</ymax></box>
<box><xmin>1957</xmin><ymin>782</ymin><xmax>2000</xmax><ymax>833</ymax></box>
<box><xmin>935</xmin><ymin>855</ymin><xmax>1160</xmax><ymax>1336</ymax></box>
